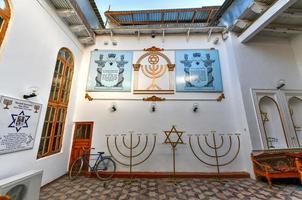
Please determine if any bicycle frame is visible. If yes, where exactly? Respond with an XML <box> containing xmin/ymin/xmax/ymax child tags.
<box><xmin>82</xmin><ymin>153</ymin><xmax>103</xmax><ymax>171</ymax></box>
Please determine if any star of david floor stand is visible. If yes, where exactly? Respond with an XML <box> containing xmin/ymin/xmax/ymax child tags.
<box><xmin>163</xmin><ymin>125</ymin><xmax>185</xmax><ymax>185</ymax></box>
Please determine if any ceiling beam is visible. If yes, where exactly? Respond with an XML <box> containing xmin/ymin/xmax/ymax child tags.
<box><xmin>265</xmin><ymin>23</ymin><xmax>302</xmax><ymax>33</ymax></box>
<box><xmin>280</xmin><ymin>8</ymin><xmax>302</xmax><ymax>18</ymax></box>
<box><xmin>264</xmin><ymin>27</ymin><xmax>302</xmax><ymax>34</ymax></box>
<box><xmin>69</xmin><ymin>25</ymin><xmax>86</xmax><ymax>32</ymax></box>
<box><xmin>249</xmin><ymin>1</ymin><xmax>269</xmax><ymax>14</ymax></box>
<box><xmin>78</xmin><ymin>37</ymin><xmax>94</xmax><ymax>44</ymax></box>
<box><xmin>191</xmin><ymin>11</ymin><xmax>197</xmax><ymax>23</ymax></box>
<box><xmin>56</xmin><ymin>9</ymin><xmax>76</xmax><ymax>18</ymax></box>
<box><xmin>239</xmin><ymin>0</ymin><xmax>298</xmax><ymax>43</ymax></box>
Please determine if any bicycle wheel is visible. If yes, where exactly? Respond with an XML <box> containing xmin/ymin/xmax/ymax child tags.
<box><xmin>69</xmin><ymin>157</ymin><xmax>83</xmax><ymax>180</ymax></box>
<box><xmin>95</xmin><ymin>157</ymin><xmax>116</xmax><ymax>180</ymax></box>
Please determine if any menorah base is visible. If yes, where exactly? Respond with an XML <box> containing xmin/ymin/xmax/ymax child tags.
<box><xmin>87</xmin><ymin>171</ymin><xmax>250</xmax><ymax>179</ymax></box>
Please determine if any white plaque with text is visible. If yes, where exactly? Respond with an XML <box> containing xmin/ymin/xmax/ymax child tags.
<box><xmin>0</xmin><ymin>96</ymin><xmax>42</xmax><ymax>154</ymax></box>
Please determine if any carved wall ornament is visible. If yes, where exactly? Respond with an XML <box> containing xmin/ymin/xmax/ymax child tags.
<box><xmin>142</xmin><ymin>96</ymin><xmax>166</xmax><ymax>102</ymax></box>
<box><xmin>85</xmin><ymin>93</ymin><xmax>93</xmax><ymax>101</ymax></box>
<box><xmin>216</xmin><ymin>93</ymin><xmax>225</xmax><ymax>102</ymax></box>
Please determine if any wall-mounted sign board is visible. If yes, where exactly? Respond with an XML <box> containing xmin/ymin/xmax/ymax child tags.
<box><xmin>175</xmin><ymin>50</ymin><xmax>223</xmax><ymax>92</ymax></box>
<box><xmin>86</xmin><ymin>51</ymin><xmax>133</xmax><ymax>92</ymax></box>
<box><xmin>0</xmin><ymin>96</ymin><xmax>42</xmax><ymax>155</ymax></box>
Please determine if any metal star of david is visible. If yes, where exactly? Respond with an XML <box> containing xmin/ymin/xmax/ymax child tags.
<box><xmin>164</xmin><ymin>125</ymin><xmax>184</xmax><ymax>148</ymax></box>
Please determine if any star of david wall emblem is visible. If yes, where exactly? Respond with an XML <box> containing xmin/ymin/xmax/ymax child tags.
<box><xmin>164</xmin><ymin>125</ymin><xmax>185</xmax><ymax>148</ymax></box>
<box><xmin>8</xmin><ymin>111</ymin><xmax>30</xmax><ymax>132</ymax></box>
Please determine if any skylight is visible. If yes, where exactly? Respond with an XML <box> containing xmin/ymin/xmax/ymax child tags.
<box><xmin>95</xmin><ymin>0</ymin><xmax>225</xmax><ymax>22</ymax></box>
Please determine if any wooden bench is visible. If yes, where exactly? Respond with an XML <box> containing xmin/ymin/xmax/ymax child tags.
<box><xmin>251</xmin><ymin>150</ymin><xmax>302</xmax><ymax>188</ymax></box>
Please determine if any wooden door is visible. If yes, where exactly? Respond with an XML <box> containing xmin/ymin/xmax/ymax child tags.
<box><xmin>69</xmin><ymin>122</ymin><xmax>94</xmax><ymax>169</ymax></box>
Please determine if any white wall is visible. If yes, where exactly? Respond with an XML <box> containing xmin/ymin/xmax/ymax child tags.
<box><xmin>73</xmin><ymin>34</ymin><xmax>253</xmax><ymax>174</ymax></box>
<box><xmin>231</xmin><ymin>34</ymin><xmax>302</xmax><ymax>150</ymax></box>
<box><xmin>291</xmin><ymin>34</ymin><xmax>302</xmax><ymax>77</ymax></box>
<box><xmin>0</xmin><ymin>0</ymin><xmax>83</xmax><ymax>185</ymax></box>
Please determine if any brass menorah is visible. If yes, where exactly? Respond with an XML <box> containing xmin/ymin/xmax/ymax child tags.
<box><xmin>189</xmin><ymin>131</ymin><xmax>240</xmax><ymax>174</ymax></box>
<box><xmin>106</xmin><ymin>132</ymin><xmax>156</xmax><ymax>177</ymax></box>
<box><xmin>141</xmin><ymin>54</ymin><xmax>166</xmax><ymax>90</ymax></box>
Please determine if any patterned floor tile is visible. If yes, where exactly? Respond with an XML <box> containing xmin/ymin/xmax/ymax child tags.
<box><xmin>40</xmin><ymin>176</ymin><xmax>302</xmax><ymax>200</ymax></box>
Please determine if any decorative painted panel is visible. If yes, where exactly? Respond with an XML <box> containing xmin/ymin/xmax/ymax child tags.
<box><xmin>175</xmin><ymin>50</ymin><xmax>223</xmax><ymax>92</ymax></box>
<box><xmin>86</xmin><ymin>50</ymin><xmax>133</xmax><ymax>92</ymax></box>
<box><xmin>133</xmin><ymin>47</ymin><xmax>175</xmax><ymax>94</ymax></box>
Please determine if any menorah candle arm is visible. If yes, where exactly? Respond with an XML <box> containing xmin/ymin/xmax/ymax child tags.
<box><xmin>217</xmin><ymin>136</ymin><xmax>232</xmax><ymax>158</ymax></box>
<box><xmin>115</xmin><ymin>136</ymin><xmax>131</xmax><ymax>158</ymax></box>
<box><xmin>107</xmin><ymin>136</ymin><xmax>130</xmax><ymax>166</ymax></box>
<box><xmin>219</xmin><ymin>135</ymin><xmax>241</xmax><ymax>167</ymax></box>
<box><xmin>189</xmin><ymin>136</ymin><xmax>217</xmax><ymax>167</ymax></box>
<box><xmin>132</xmin><ymin>135</ymin><xmax>148</xmax><ymax>158</ymax></box>
<box><xmin>122</xmin><ymin>135</ymin><xmax>131</xmax><ymax>149</ymax></box>
<box><xmin>132</xmin><ymin>135</ymin><xmax>141</xmax><ymax>149</ymax></box>
<box><xmin>216</xmin><ymin>135</ymin><xmax>225</xmax><ymax>149</ymax></box>
<box><xmin>141</xmin><ymin>65</ymin><xmax>154</xmax><ymax>79</ymax></box>
<box><xmin>205</xmin><ymin>136</ymin><xmax>216</xmax><ymax>150</ymax></box>
<box><xmin>132</xmin><ymin>135</ymin><xmax>157</xmax><ymax>167</ymax></box>
<box><xmin>153</xmin><ymin>66</ymin><xmax>167</xmax><ymax>79</ymax></box>
<box><xmin>197</xmin><ymin>136</ymin><xmax>216</xmax><ymax>158</ymax></box>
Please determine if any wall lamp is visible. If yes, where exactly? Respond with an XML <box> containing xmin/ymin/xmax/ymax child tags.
<box><xmin>23</xmin><ymin>87</ymin><xmax>39</xmax><ymax>99</ymax></box>
<box><xmin>111</xmin><ymin>102</ymin><xmax>117</xmax><ymax>112</ymax></box>
<box><xmin>151</xmin><ymin>103</ymin><xmax>156</xmax><ymax>112</ymax></box>
<box><xmin>276</xmin><ymin>79</ymin><xmax>286</xmax><ymax>90</ymax></box>
<box><xmin>192</xmin><ymin>103</ymin><xmax>199</xmax><ymax>113</ymax></box>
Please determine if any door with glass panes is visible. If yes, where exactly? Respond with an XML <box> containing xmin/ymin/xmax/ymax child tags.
<box><xmin>69</xmin><ymin>122</ymin><xmax>93</xmax><ymax>170</ymax></box>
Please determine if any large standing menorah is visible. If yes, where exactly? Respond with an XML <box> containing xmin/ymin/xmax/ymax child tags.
<box><xmin>106</xmin><ymin>132</ymin><xmax>156</xmax><ymax>176</ymax></box>
<box><xmin>141</xmin><ymin>54</ymin><xmax>166</xmax><ymax>90</ymax></box>
<box><xmin>189</xmin><ymin>131</ymin><xmax>241</xmax><ymax>174</ymax></box>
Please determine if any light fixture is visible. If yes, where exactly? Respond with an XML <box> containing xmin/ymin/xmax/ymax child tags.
<box><xmin>213</xmin><ymin>37</ymin><xmax>219</xmax><ymax>45</ymax></box>
<box><xmin>192</xmin><ymin>103</ymin><xmax>199</xmax><ymax>113</ymax></box>
<box><xmin>276</xmin><ymin>79</ymin><xmax>286</xmax><ymax>90</ymax></box>
<box><xmin>151</xmin><ymin>102</ymin><xmax>156</xmax><ymax>112</ymax></box>
<box><xmin>111</xmin><ymin>102</ymin><xmax>117</xmax><ymax>112</ymax></box>
<box><xmin>151</xmin><ymin>32</ymin><xmax>156</xmax><ymax>38</ymax></box>
<box><xmin>23</xmin><ymin>87</ymin><xmax>39</xmax><ymax>99</ymax></box>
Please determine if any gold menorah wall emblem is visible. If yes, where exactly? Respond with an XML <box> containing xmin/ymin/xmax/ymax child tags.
<box><xmin>189</xmin><ymin>131</ymin><xmax>241</xmax><ymax>174</ymax></box>
<box><xmin>141</xmin><ymin>54</ymin><xmax>167</xmax><ymax>90</ymax></box>
<box><xmin>133</xmin><ymin>46</ymin><xmax>175</xmax><ymax>94</ymax></box>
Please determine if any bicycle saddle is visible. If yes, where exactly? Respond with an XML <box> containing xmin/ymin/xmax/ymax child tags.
<box><xmin>98</xmin><ymin>152</ymin><xmax>105</xmax><ymax>155</ymax></box>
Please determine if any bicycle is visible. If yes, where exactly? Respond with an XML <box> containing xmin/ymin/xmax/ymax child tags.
<box><xmin>69</xmin><ymin>147</ymin><xmax>116</xmax><ymax>180</ymax></box>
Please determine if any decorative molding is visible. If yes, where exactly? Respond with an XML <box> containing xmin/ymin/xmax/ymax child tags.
<box><xmin>143</xmin><ymin>96</ymin><xmax>166</xmax><ymax>102</ymax></box>
<box><xmin>216</xmin><ymin>93</ymin><xmax>225</xmax><ymax>102</ymax></box>
<box><xmin>85</xmin><ymin>93</ymin><xmax>93</xmax><ymax>101</ymax></box>
<box><xmin>144</xmin><ymin>46</ymin><xmax>164</xmax><ymax>52</ymax></box>
<box><xmin>133</xmin><ymin>64</ymin><xmax>141</xmax><ymax>71</ymax></box>
<box><xmin>167</xmin><ymin>64</ymin><xmax>175</xmax><ymax>71</ymax></box>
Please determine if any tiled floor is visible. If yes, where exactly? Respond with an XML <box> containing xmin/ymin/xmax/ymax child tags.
<box><xmin>40</xmin><ymin>176</ymin><xmax>302</xmax><ymax>200</ymax></box>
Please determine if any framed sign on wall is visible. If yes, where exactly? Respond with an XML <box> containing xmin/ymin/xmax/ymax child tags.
<box><xmin>175</xmin><ymin>49</ymin><xmax>223</xmax><ymax>92</ymax></box>
<box><xmin>86</xmin><ymin>50</ymin><xmax>133</xmax><ymax>92</ymax></box>
<box><xmin>0</xmin><ymin>96</ymin><xmax>42</xmax><ymax>155</ymax></box>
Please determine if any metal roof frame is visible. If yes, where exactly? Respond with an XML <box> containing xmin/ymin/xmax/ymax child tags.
<box><xmin>104</xmin><ymin>7</ymin><xmax>219</xmax><ymax>26</ymax></box>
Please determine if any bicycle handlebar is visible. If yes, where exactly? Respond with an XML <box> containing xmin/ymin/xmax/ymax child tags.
<box><xmin>82</xmin><ymin>147</ymin><xmax>95</xmax><ymax>152</ymax></box>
